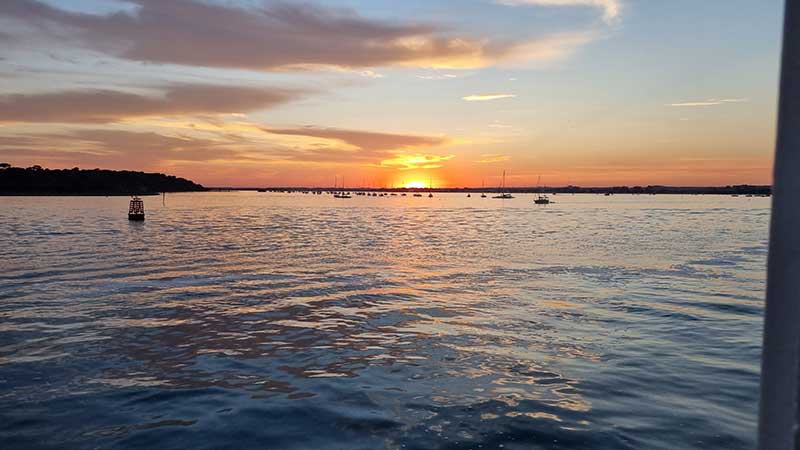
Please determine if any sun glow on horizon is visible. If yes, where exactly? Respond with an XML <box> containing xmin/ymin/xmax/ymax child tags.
<box><xmin>404</xmin><ymin>180</ymin><xmax>428</xmax><ymax>189</ymax></box>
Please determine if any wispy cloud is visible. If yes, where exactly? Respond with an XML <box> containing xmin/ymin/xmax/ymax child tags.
<box><xmin>667</xmin><ymin>98</ymin><xmax>749</xmax><ymax>107</ymax></box>
<box><xmin>496</xmin><ymin>0</ymin><xmax>621</xmax><ymax>22</ymax></box>
<box><xmin>357</xmin><ymin>70</ymin><xmax>384</xmax><ymax>79</ymax></box>
<box><xmin>500</xmin><ymin>31</ymin><xmax>596</xmax><ymax>67</ymax></box>
<box><xmin>0</xmin><ymin>129</ymin><xmax>249</xmax><ymax>170</ymax></box>
<box><xmin>463</xmin><ymin>94</ymin><xmax>516</xmax><ymax>102</ymax></box>
<box><xmin>379</xmin><ymin>153</ymin><xmax>455</xmax><ymax>170</ymax></box>
<box><xmin>475</xmin><ymin>153</ymin><xmax>511</xmax><ymax>163</ymax></box>
<box><xmin>264</xmin><ymin>127</ymin><xmax>447</xmax><ymax>152</ymax></box>
<box><xmin>416</xmin><ymin>73</ymin><xmax>463</xmax><ymax>80</ymax></box>
<box><xmin>0</xmin><ymin>84</ymin><xmax>307</xmax><ymax>123</ymax></box>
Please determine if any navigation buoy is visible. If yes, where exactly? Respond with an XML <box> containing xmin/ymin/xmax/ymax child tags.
<box><xmin>128</xmin><ymin>196</ymin><xmax>145</xmax><ymax>221</ymax></box>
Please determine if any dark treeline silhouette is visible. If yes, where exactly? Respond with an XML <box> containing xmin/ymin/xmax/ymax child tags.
<box><xmin>0</xmin><ymin>164</ymin><xmax>205</xmax><ymax>195</ymax></box>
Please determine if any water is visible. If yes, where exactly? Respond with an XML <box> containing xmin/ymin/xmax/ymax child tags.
<box><xmin>0</xmin><ymin>193</ymin><xmax>768</xmax><ymax>449</ymax></box>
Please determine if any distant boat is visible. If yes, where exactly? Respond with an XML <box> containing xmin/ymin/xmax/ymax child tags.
<box><xmin>534</xmin><ymin>176</ymin><xmax>551</xmax><ymax>205</ymax></box>
<box><xmin>333</xmin><ymin>176</ymin><xmax>351</xmax><ymax>198</ymax></box>
<box><xmin>492</xmin><ymin>170</ymin><xmax>514</xmax><ymax>199</ymax></box>
<box><xmin>413</xmin><ymin>193</ymin><xmax>422</xmax><ymax>197</ymax></box>
<box><xmin>128</xmin><ymin>196</ymin><xmax>145</xmax><ymax>221</ymax></box>
<box><xmin>481</xmin><ymin>179</ymin><xmax>487</xmax><ymax>198</ymax></box>
<box><xmin>467</xmin><ymin>193</ymin><xmax>471</xmax><ymax>198</ymax></box>
<box><xmin>428</xmin><ymin>176</ymin><xmax>434</xmax><ymax>198</ymax></box>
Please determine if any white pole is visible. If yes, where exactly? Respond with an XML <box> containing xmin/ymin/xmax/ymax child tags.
<box><xmin>759</xmin><ymin>1</ymin><xmax>800</xmax><ymax>449</ymax></box>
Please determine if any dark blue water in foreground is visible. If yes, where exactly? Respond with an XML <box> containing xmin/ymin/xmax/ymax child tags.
<box><xmin>0</xmin><ymin>193</ymin><xmax>767</xmax><ymax>449</ymax></box>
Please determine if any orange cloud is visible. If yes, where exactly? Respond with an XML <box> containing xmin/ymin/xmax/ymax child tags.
<box><xmin>264</xmin><ymin>127</ymin><xmax>447</xmax><ymax>152</ymax></box>
<box><xmin>379</xmin><ymin>153</ymin><xmax>455</xmax><ymax>170</ymax></box>
<box><xmin>0</xmin><ymin>129</ymin><xmax>249</xmax><ymax>172</ymax></box>
<box><xmin>475</xmin><ymin>153</ymin><xmax>511</xmax><ymax>163</ymax></box>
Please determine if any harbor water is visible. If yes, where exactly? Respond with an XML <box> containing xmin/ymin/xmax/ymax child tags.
<box><xmin>0</xmin><ymin>193</ymin><xmax>768</xmax><ymax>449</ymax></box>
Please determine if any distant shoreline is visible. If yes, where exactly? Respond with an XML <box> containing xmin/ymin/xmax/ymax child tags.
<box><xmin>0</xmin><ymin>165</ymin><xmax>771</xmax><ymax>196</ymax></box>
<box><xmin>0</xmin><ymin>192</ymin><xmax>188</xmax><ymax>197</ymax></box>
<box><xmin>208</xmin><ymin>185</ymin><xmax>772</xmax><ymax>196</ymax></box>
<box><xmin>0</xmin><ymin>165</ymin><xmax>205</xmax><ymax>196</ymax></box>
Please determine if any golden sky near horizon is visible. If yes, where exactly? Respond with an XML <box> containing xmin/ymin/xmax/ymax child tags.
<box><xmin>0</xmin><ymin>0</ymin><xmax>783</xmax><ymax>187</ymax></box>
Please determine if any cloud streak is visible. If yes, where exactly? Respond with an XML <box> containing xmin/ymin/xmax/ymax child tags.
<box><xmin>379</xmin><ymin>153</ymin><xmax>455</xmax><ymax>170</ymax></box>
<box><xmin>496</xmin><ymin>0</ymin><xmax>621</xmax><ymax>22</ymax></box>
<box><xmin>463</xmin><ymin>94</ymin><xmax>517</xmax><ymax>102</ymax></box>
<box><xmin>0</xmin><ymin>84</ymin><xmax>306</xmax><ymax>123</ymax></box>
<box><xmin>262</xmin><ymin>126</ymin><xmax>451</xmax><ymax>168</ymax></box>
<box><xmin>0</xmin><ymin>129</ymin><xmax>249</xmax><ymax>171</ymax></box>
<box><xmin>475</xmin><ymin>153</ymin><xmax>512</xmax><ymax>163</ymax></box>
<box><xmin>264</xmin><ymin>127</ymin><xmax>447</xmax><ymax>152</ymax></box>
<box><xmin>0</xmin><ymin>0</ymin><xmax>599</xmax><ymax>71</ymax></box>
<box><xmin>667</xmin><ymin>98</ymin><xmax>749</xmax><ymax>107</ymax></box>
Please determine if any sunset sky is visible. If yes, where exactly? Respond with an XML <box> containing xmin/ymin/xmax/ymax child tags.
<box><xmin>0</xmin><ymin>0</ymin><xmax>784</xmax><ymax>187</ymax></box>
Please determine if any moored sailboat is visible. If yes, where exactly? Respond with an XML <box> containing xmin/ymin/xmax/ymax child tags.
<box><xmin>492</xmin><ymin>170</ymin><xmax>513</xmax><ymax>199</ymax></box>
<box><xmin>534</xmin><ymin>176</ymin><xmax>551</xmax><ymax>205</ymax></box>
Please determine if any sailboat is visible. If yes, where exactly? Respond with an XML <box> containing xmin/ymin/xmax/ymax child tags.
<box><xmin>534</xmin><ymin>176</ymin><xmax>551</xmax><ymax>205</ymax></box>
<box><xmin>428</xmin><ymin>176</ymin><xmax>434</xmax><ymax>198</ymax></box>
<box><xmin>481</xmin><ymin>179</ymin><xmax>487</xmax><ymax>198</ymax></box>
<box><xmin>333</xmin><ymin>176</ymin><xmax>351</xmax><ymax>198</ymax></box>
<box><xmin>492</xmin><ymin>171</ymin><xmax>514</xmax><ymax>199</ymax></box>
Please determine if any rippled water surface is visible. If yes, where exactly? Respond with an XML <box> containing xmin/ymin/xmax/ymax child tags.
<box><xmin>0</xmin><ymin>193</ymin><xmax>768</xmax><ymax>449</ymax></box>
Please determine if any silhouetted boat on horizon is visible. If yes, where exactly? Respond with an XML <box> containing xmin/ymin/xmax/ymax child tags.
<box><xmin>333</xmin><ymin>176</ymin><xmax>351</xmax><ymax>198</ymax></box>
<box><xmin>492</xmin><ymin>170</ymin><xmax>514</xmax><ymax>199</ymax></box>
<box><xmin>534</xmin><ymin>176</ymin><xmax>551</xmax><ymax>204</ymax></box>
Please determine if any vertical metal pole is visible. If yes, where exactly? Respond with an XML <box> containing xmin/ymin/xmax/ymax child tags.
<box><xmin>759</xmin><ymin>1</ymin><xmax>800</xmax><ymax>449</ymax></box>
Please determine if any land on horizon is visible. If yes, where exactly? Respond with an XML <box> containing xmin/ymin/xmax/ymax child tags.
<box><xmin>0</xmin><ymin>164</ymin><xmax>204</xmax><ymax>196</ymax></box>
<box><xmin>0</xmin><ymin>164</ymin><xmax>772</xmax><ymax>196</ymax></box>
<box><xmin>214</xmin><ymin>185</ymin><xmax>773</xmax><ymax>195</ymax></box>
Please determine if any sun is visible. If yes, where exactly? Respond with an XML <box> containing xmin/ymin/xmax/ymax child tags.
<box><xmin>404</xmin><ymin>180</ymin><xmax>427</xmax><ymax>189</ymax></box>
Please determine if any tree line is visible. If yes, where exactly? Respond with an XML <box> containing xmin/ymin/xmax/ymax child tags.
<box><xmin>0</xmin><ymin>164</ymin><xmax>205</xmax><ymax>195</ymax></box>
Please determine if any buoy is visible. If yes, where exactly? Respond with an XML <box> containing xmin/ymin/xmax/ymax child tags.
<box><xmin>128</xmin><ymin>196</ymin><xmax>145</xmax><ymax>221</ymax></box>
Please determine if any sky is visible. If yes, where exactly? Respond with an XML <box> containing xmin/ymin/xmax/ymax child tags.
<box><xmin>0</xmin><ymin>0</ymin><xmax>784</xmax><ymax>187</ymax></box>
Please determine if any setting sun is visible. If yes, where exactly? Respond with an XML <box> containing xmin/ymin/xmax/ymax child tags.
<box><xmin>404</xmin><ymin>180</ymin><xmax>428</xmax><ymax>189</ymax></box>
